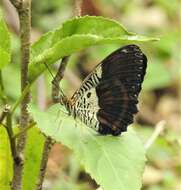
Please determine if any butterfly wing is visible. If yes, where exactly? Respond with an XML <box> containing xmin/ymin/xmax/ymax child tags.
<box><xmin>69</xmin><ymin>63</ymin><xmax>102</xmax><ymax>131</ymax></box>
<box><xmin>70</xmin><ymin>44</ymin><xmax>147</xmax><ymax>136</ymax></box>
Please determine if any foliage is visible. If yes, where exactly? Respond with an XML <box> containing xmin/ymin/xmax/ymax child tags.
<box><xmin>29</xmin><ymin>16</ymin><xmax>157</xmax><ymax>83</ymax></box>
<box><xmin>0</xmin><ymin>126</ymin><xmax>13</xmax><ymax>190</ymax></box>
<box><xmin>0</xmin><ymin>1</ymin><xmax>180</xmax><ymax>190</ymax></box>
<box><xmin>0</xmin><ymin>13</ymin><xmax>156</xmax><ymax>190</ymax></box>
<box><xmin>22</xmin><ymin>127</ymin><xmax>46</xmax><ymax>190</ymax></box>
<box><xmin>0</xmin><ymin>13</ymin><xmax>11</xmax><ymax>70</ymax></box>
<box><xmin>30</xmin><ymin>104</ymin><xmax>146</xmax><ymax>190</ymax></box>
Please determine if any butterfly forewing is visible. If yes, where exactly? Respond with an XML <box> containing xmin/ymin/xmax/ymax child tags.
<box><xmin>70</xmin><ymin>66</ymin><xmax>102</xmax><ymax>130</ymax></box>
<box><xmin>69</xmin><ymin>44</ymin><xmax>147</xmax><ymax>136</ymax></box>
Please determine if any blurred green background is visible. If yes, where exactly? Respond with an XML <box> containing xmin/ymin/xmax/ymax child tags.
<box><xmin>0</xmin><ymin>0</ymin><xmax>181</xmax><ymax>189</ymax></box>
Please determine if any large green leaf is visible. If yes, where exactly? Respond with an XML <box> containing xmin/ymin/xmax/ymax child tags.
<box><xmin>29</xmin><ymin>16</ymin><xmax>158</xmax><ymax>82</ymax></box>
<box><xmin>22</xmin><ymin>127</ymin><xmax>46</xmax><ymax>190</ymax></box>
<box><xmin>0</xmin><ymin>14</ymin><xmax>11</xmax><ymax>70</ymax></box>
<box><xmin>0</xmin><ymin>126</ymin><xmax>13</xmax><ymax>190</ymax></box>
<box><xmin>30</xmin><ymin>104</ymin><xmax>146</xmax><ymax>190</ymax></box>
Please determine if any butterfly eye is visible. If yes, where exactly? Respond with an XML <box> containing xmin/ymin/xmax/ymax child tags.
<box><xmin>87</xmin><ymin>92</ymin><xmax>91</xmax><ymax>98</ymax></box>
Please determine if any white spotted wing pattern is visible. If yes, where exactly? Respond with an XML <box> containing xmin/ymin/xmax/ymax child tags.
<box><xmin>65</xmin><ymin>44</ymin><xmax>147</xmax><ymax>136</ymax></box>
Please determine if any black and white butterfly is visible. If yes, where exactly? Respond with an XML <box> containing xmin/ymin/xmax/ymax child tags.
<box><xmin>62</xmin><ymin>44</ymin><xmax>147</xmax><ymax>136</ymax></box>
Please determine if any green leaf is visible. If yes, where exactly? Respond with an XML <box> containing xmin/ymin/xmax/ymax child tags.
<box><xmin>29</xmin><ymin>16</ymin><xmax>158</xmax><ymax>82</ymax></box>
<box><xmin>143</xmin><ymin>60</ymin><xmax>171</xmax><ymax>90</ymax></box>
<box><xmin>0</xmin><ymin>48</ymin><xmax>10</xmax><ymax>69</ymax></box>
<box><xmin>0</xmin><ymin>126</ymin><xmax>13</xmax><ymax>190</ymax></box>
<box><xmin>0</xmin><ymin>15</ymin><xmax>11</xmax><ymax>69</ymax></box>
<box><xmin>30</xmin><ymin>104</ymin><xmax>146</xmax><ymax>190</ymax></box>
<box><xmin>1</xmin><ymin>64</ymin><xmax>20</xmax><ymax>100</ymax></box>
<box><xmin>22</xmin><ymin>127</ymin><xmax>46</xmax><ymax>190</ymax></box>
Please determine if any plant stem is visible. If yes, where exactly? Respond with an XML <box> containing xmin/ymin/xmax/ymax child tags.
<box><xmin>51</xmin><ymin>56</ymin><xmax>69</xmax><ymax>103</ymax></box>
<box><xmin>36</xmin><ymin>137</ymin><xmax>53</xmax><ymax>190</ymax></box>
<box><xmin>0</xmin><ymin>104</ymin><xmax>10</xmax><ymax>124</ymax></box>
<box><xmin>144</xmin><ymin>120</ymin><xmax>166</xmax><ymax>150</ymax></box>
<box><xmin>13</xmin><ymin>122</ymin><xmax>35</xmax><ymax>139</ymax></box>
<box><xmin>36</xmin><ymin>57</ymin><xmax>69</xmax><ymax>190</ymax></box>
<box><xmin>10</xmin><ymin>83</ymin><xmax>31</xmax><ymax>115</ymax></box>
<box><xmin>6</xmin><ymin>113</ymin><xmax>19</xmax><ymax>164</ymax></box>
<box><xmin>9</xmin><ymin>0</ymin><xmax>32</xmax><ymax>189</ymax></box>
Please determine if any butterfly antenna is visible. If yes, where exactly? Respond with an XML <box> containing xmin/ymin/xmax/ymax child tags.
<box><xmin>43</xmin><ymin>62</ymin><xmax>66</xmax><ymax>100</ymax></box>
<box><xmin>44</xmin><ymin>62</ymin><xmax>55</xmax><ymax>79</ymax></box>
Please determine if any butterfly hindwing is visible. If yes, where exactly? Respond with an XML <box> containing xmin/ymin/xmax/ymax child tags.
<box><xmin>70</xmin><ymin>44</ymin><xmax>147</xmax><ymax>136</ymax></box>
<box><xmin>96</xmin><ymin>45</ymin><xmax>147</xmax><ymax>135</ymax></box>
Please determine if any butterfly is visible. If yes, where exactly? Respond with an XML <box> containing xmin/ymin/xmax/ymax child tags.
<box><xmin>62</xmin><ymin>44</ymin><xmax>147</xmax><ymax>136</ymax></box>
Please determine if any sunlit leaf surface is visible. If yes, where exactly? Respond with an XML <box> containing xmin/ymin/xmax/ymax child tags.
<box><xmin>0</xmin><ymin>15</ymin><xmax>11</xmax><ymax>69</ymax></box>
<box><xmin>22</xmin><ymin>127</ymin><xmax>46</xmax><ymax>190</ymax></box>
<box><xmin>0</xmin><ymin>126</ymin><xmax>13</xmax><ymax>190</ymax></box>
<box><xmin>29</xmin><ymin>16</ymin><xmax>158</xmax><ymax>82</ymax></box>
<box><xmin>30</xmin><ymin>104</ymin><xmax>146</xmax><ymax>190</ymax></box>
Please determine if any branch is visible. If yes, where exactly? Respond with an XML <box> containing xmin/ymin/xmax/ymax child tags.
<box><xmin>36</xmin><ymin>137</ymin><xmax>54</xmax><ymax>190</ymax></box>
<box><xmin>36</xmin><ymin>54</ymin><xmax>69</xmax><ymax>190</ymax></box>
<box><xmin>11</xmin><ymin>83</ymin><xmax>31</xmax><ymax>115</ymax></box>
<box><xmin>0</xmin><ymin>106</ymin><xmax>20</xmax><ymax>179</ymax></box>
<box><xmin>144</xmin><ymin>120</ymin><xmax>166</xmax><ymax>150</ymax></box>
<box><xmin>0</xmin><ymin>104</ymin><xmax>10</xmax><ymax>124</ymax></box>
<box><xmin>51</xmin><ymin>56</ymin><xmax>69</xmax><ymax>103</ymax></box>
<box><xmin>9</xmin><ymin>0</ymin><xmax>32</xmax><ymax>189</ymax></box>
<box><xmin>6</xmin><ymin>113</ymin><xmax>19</xmax><ymax>164</ymax></box>
<box><xmin>13</xmin><ymin>122</ymin><xmax>35</xmax><ymax>139</ymax></box>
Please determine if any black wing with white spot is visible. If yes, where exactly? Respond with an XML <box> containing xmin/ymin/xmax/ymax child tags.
<box><xmin>69</xmin><ymin>44</ymin><xmax>147</xmax><ymax>135</ymax></box>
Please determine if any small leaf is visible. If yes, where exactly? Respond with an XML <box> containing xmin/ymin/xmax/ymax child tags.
<box><xmin>22</xmin><ymin>127</ymin><xmax>46</xmax><ymax>190</ymax></box>
<box><xmin>0</xmin><ymin>15</ymin><xmax>11</xmax><ymax>69</ymax></box>
<box><xmin>29</xmin><ymin>16</ymin><xmax>158</xmax><ymax>82</ymax></box>
<box><xmin>0</xmin><ymin>126</ymin><xmax>13</xmax><ymax>190</ymax></box>
<box><xmin>0</xmin><ymin>64</ymin><xmax>20</xmax><ymax>100</ymax></box>
<box><xmin>30</xmin><ymin>104</ymin><xmax>146</xmax><ymax>190</ymax></box>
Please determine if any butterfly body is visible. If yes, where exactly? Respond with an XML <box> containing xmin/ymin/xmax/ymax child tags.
<box><xmin>65</xmin><ymin>44</ymin><xmax>147</xmax><ymax>136</ymax></box>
